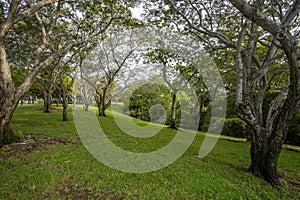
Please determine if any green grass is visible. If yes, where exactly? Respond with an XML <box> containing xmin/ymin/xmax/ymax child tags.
<box><xmin>0</xmin><ymin>104</ymin><xmax>299</xmax><ymax>199</ymax></box>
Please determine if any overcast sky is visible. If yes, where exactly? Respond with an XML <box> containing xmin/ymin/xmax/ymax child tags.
<box><xmin>130</xmin><ymin>6</ymin><xmax>144</xmax><ymax>20</ymax></box>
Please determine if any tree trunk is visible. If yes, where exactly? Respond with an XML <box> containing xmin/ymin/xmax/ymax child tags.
<box><xmin>62</xmin><ymin>89</ymin><xmax>68</xmax><ymax>121</ymax></box>
<box><xmin>246</xmin><ymin>111</ymin><xmax>289</xmax><ymax>185</ymax></box>
<box><xmin>43</xmin><ymin>89</ymin><xmax>52</xmax><ymax>113</ymax></box>
<box><xmin>99</xmin><ymin>89</ymin><xmax>107</xmax><ymax>116</ymax></box>
<box><xmin>0</xmin><ymin>124</ymin><xmax>19</xmax><ymax>147</ymax></box>
<box><xmin>249</xmin><ymin>145</ymin><xmax>279</xmax><ymax>185</ymax></box>
<box><xmin>197</xmin><ymin>97</ymin><xmax>204</xmax><ymax>131</ymax></box>
<box><xmin>97</xmin><ymin>102</ymin><xmax>102</xmax><ymax>116</ymax></box>
<box><xmin>99</xmin><ymin>106</ymin><xmax>106</xmax><ymax>116</ymax></box>
<box><xmin>84</xmin><ymin>99</ymin><xmax>89</xmax><ymax>111</ymax></box>
<box><xmin>95</xmin><ymin>94</ymin><xmax>103</xmax><ymax>116</ymax></box>
<box><xmin>0</xmin><ymin>89</ymin><xmax>20</xmax><ymax>147</ymax></box>
<box><xmin>170</xmin><ymin>92</ymin><xmax>177</xmax><ymax>129</ymax></box>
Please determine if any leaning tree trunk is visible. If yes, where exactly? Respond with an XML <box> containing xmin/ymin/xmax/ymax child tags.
<box><xmin>0</xmin><ymin>88</ymin><xmax>20</xmax><ymax>147</ymax></box>
<box><xmin>170</xmin><ymin>92</ymin><xmax>177</xmax><ymax>129</ymax></box>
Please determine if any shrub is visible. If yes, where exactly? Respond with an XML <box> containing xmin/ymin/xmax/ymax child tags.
<box><xmin>222</xmin><ymin>118</ymin><xmax>250</xmax><ymax>138</ymax></box>
<box><xmin>201</xmin><ymin>113</ymin><xmax>250</xmax><ymax>138</ymax></box>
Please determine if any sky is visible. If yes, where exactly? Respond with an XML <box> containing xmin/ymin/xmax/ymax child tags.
<box><xmin>130</xmin><ymin>6</ymin><xmax>144</xmax><ymax>20</ymax></box>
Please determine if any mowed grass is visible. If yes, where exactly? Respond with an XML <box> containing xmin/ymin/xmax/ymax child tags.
<box><xmin>0</xmin><ymin>104</ymin><xmax>299</xmax><ymax>199</ymax></box>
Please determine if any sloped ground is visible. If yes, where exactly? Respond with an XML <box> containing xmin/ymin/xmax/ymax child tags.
<box><xmin>0</xmin><ymin>104</ymin><xmax>299</xmax><ymax>199</ymax></box>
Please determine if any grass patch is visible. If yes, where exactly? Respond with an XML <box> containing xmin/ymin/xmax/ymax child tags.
<box><xmin>0</xmin><ymin>104</ymin><xmax>299</xmax><ymax>199</ymax></box>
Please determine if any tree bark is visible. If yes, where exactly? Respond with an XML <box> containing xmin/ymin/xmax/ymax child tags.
<box><xmin>43</xmin><ymin>89</ymin><xmax>52</xmax><ymax>113</ymax></box>
<box><xmin>99</xmin><ymin>88</ymin><xmax>107</xmax><ymax>116</ymax></box>
<box><xmin>197</xmin><ymin>96</ymin><xmax>204</xmax><ymax>131</ymax></box>
<box><xmin>95</xmin><ymin>94</ymin><xmax>103</xmax><ymax>116</ymax></box>
<box><xmin>0</xmin><ymin>88</ymin><xmax>20</xmax><ymax>147</ymax></box>
<box><xmin>62</xmin><ymin>88</ymin><xmax>68</xmax><ymax>121</ymax></box>
<box><xmin>248</xmin><ymin>121</ymin><xmax>288</xmax><ymax>185</ymax></box>
<box><xmin>0</xmin><ymin>124</ymin><xmax>19</xmax><ymax>147</ymax></box>
<box><xmin>170</xmin><ymin>92</ymin><xmax>177</xmax><ymax>129</ymax></box>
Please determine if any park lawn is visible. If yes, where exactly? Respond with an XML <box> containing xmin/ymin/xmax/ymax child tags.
<box><xmin>0</xmin><ymin>104</ymin><xmax>299</xmax><ymax>199</ymax></box>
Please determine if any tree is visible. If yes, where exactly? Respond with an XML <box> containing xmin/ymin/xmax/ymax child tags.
<box><xmin>147</xmin><ymin>49</ymin><xmax>198</xmax><ymax>129</ymax></box>
<box><xmin>229</xmin><ymin>0</ymin><xmax>300</xmax><ymax>185</ymax></box>
<box><xmin>0</xmin><ymin>0</ymin><xmax>126</xmax><ymax>146</ymax></box>
<box><xmin>58</xmin><ymin>73</ymin><xmax>75</xmax><ymax>121</ymax></box>
<box><xmin>81</xmin><ymin>27</ymin><xmax>143</xmax><ymax>116</ymax></box>
<box><xmin>74</xmin><ymin>79</ymin><xmax>94</xmax><ymax>111</ymax></box>
<box><xmin>54</xmin><ymin>56</ymin><xmax>77</xmax><ymax>121</ymax></box>
<box><xmin>39</xmin><ymin>65</ymin><xmax>58</xmax><ymax>112</ymax></box>
<box><xmin>143</xmin><ymin>0</ymin><xmax>300</xmax><ymax>184</ymax></box>
<box><xmin>144</xmin><ymin>0</ymin><xmax>300</xmax><ymax>184</ymax></box>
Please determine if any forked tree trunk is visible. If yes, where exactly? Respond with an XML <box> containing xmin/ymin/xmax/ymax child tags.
<box><xmin>170</xmin><ymin>92</ymin><xmax>177</xmax><ymax>129</ymax></box>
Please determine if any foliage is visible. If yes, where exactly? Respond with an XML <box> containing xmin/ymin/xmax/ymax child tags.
<box><xmin>129</xmin><ymin>83</ymin><xmax>171</xmax><ymax>122</ymax></box>
<box><xmin>221</xmin><ymin>118</ymin><xmax>250</xmax><ymax>138</ymax></box>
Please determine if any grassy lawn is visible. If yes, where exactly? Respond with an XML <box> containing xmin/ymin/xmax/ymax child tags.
<box><xmin>1</xmin><ymin>104</ymin><xmax>299</xmax><ymax>199</ymax></box>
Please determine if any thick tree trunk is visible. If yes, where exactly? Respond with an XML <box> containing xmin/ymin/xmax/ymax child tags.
<box><xmin>99</xmin><ymin>106</ymin><xmax>106</xmax><ymax>116</ymax></box>
<box><xmin>249</xmin><ymin>145</ymin><xmax>279</xmax><ymax>185</ymax></box>
<box><xmin>0</xmin><ymin>124</ymin><xmax>19</xmax><ymax>147</ymax></box>
<box><xmin>0</xmin><ymin>89</ymin><xmax>20</xmax><ymax>147</ymax></box>
<box><xmin>247</xmin><ymin>118</ymin><xmax>288</xmax><ymax>185</ymax></box>
<box><xmin>43</xmin><ymin>89</ymin><xmax>52</xmax><ymax>113</ymax></box>
<box><xmin>62</xmin><ymin>89</ymin><xmax>68</xmax><ymax>121</ymax></box>
<box><xmin>248</xmin><ymin>135</ymin><xmax>277</xmax><ymax>184</ymax></box>
<box><xmin>170</xmin><ymin>92</ymin><xmax>177</xmax><ymax>129</ymax></box>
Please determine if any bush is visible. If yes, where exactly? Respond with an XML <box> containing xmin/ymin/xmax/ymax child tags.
<box><xmin>222</xmin><ymin>118</ymin><xmax>250</xmax><ymax>138</ymax></box>
<box><xmin>202</xmin><ymin>117</ymin><xmax>250</xmax><ymax>138</ymax></box>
